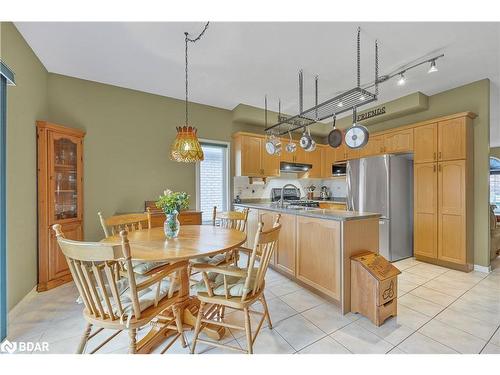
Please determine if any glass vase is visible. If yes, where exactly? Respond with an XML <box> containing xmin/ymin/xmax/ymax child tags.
<box><xmin>164</xmin><ymin>211</ymin><xmax>180</xmax><ymax>239</ymax></box>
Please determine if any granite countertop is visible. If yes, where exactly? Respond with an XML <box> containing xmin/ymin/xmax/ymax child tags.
<box><xmin>234</xmin><ymin>202</ymin><xmax>380</xmax><ymax>222</ymax></box>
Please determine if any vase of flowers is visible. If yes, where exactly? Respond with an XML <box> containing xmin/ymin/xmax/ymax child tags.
<box><xmin>155</xmin><ymin>189</ymin><xmax>190</xmax><ymax>239</ymax></box>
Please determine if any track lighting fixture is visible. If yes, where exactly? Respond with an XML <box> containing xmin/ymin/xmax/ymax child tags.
<box><xmin>428</xmin><ymin>59</ymin><xmax>438</xmax><ymax>73</ymax></box>
<box><xmin>397</xmin><ymin>72</ymin><xmax>406</xmax><ymax>86</ymax></box>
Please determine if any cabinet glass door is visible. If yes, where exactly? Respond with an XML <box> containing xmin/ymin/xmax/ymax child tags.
<box><xmin>50</xmin><ymin>133</ymin><xmax>81</xmax><ymax>222</ymax></box>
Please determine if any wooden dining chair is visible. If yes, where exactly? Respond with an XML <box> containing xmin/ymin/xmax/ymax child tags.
<box><xmin>98</xmin><ymin>211</ymin><xmax>151</xmax><ymax>238</ymax></box>
<box><xmin>188</xmin><ymin>207</ymin><xmax>250</xmax><ymax>282</ymax></box>
<box><xmin>52</xmin><ymin>224</ymin><xmax>187</xmax><ymax>354</ymax></box>
<box><xmin>190</xmin><ymin>215</ymin><xmax>281</xmax><ymax>354</ymax></box>
<box><xmin>98</xmin><ymin>211</ymin><xmax>167</xmax><ymax>275</ymax></box>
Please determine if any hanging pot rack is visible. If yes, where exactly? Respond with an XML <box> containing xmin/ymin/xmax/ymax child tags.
<box><xmin>264</xmin><ymin>27</ymin><xmax>445</xmax><ymax>137</ymax></box>
<box><xmin>265</xmin><ymin>27</ymin><xmax>378</xmax><ymax>136</ymax></box>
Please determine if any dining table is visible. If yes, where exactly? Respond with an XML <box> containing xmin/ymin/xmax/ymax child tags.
<box><xmin>101</xmin><ymin>224</ymin><xmax>247</xmax><ymax>353</ymax></box>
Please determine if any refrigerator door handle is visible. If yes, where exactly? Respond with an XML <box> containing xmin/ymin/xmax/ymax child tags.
<box><xmin>346</xmin><ymin>162</ymin><xmax>353</xmax><ymax>211</ymax></box>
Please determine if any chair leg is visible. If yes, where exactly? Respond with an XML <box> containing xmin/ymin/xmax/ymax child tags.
<box><xmin>244</xmin><ymin>307</ymin><xmax>253</xmax><ymax>354</ymax></box>
<box><xmin>220</xmin><ymin>306</ymin><xmax>226</xmax><ymax>319</ymax></box>
<box><xmin>191</xmin><ymin>302</ymin><xmax>205</xmax><ymax>354</ymax></box>
<box><xmin>261</xmin><ymin>294</ymin><xmax>272</xmax><ymax>329</ymax></box>
<box><xmin>129</xmin><ymin>328</ymin><xmax>137</xmax><ymax>354</ymax></box>
<box><xmin>76</xmin><ymin>323</ymin><xmax>92</xmax><ymax>354</ymax></box>
<box><xmin>172</xmin><ymin>305</ymin><xmax>187</xmax><ymax>348</ymax></box>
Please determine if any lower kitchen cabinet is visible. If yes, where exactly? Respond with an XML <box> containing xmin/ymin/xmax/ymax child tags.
<box><xmin>245</xmin><ymin>209</ymin><xmax>279</xmax><ymax>265</ymax></box>
<box><xmin>274</xmin><ymin>213</ymin><xmax>296</xmax><ymax>276</ymax></box>
<box><xmin>296</xmin><ymin>216</ymin><xmax>341</xmax><ymax>299</ymax></box>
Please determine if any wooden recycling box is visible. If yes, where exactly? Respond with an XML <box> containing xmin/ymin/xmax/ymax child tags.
<box><xmin>350</xmin><ymin>251</ymin><xmax>401</xmax><ymax>326</ymax></box>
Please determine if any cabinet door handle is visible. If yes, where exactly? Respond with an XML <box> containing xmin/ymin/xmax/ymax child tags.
<box><xmin>438</xmin><ymin>164</ymin><xmax>442</xmax><ymax>172</ymax></box>
<box><xmin>433</xmin><ymin>152</ymin><xmax>436</xmax><ymax>160</ymax></box>
<box><xmin>438</xmin><ymin>151</ymin><xmax>442</xmax><ymax>160</ymax></box>
<box><xmin>433</xmin><ymin>164</ymin><xmax>436</xmax><ymax>172</ymax></box>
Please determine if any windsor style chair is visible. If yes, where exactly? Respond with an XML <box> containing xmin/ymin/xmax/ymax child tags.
<box><xmin>190</xmin><ymin>215</ymin><xmax>281</xmax><ymax>354</ymax></box>
<box><xmin>53</xmin><ymin>224</ymin><xmax>187</xmax><ymax>354</ymax></box>
<box><xmin>98</xmin><ymin>211</ymin><xmax>168</xmax><ymax>275</ymax></box>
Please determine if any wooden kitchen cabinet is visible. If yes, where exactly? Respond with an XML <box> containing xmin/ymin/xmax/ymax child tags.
<box><xmin>438</xmin><ymin>160</ymin><xmax>468</xmax><ymax>265</ymax></box>
<box><xmin>302</xmin><ymin>146</ymin><xmax>323</xmax><ymax>178</ymax></box>
<box><xmin>323</xmin><ymin>146</ymin><xmax>335</xmax><ymax>177</ymax></box>
<box><xmin>359</xmin><ymin>134</ymin><xmax>385</xmax><ymax>158</ymax></box>
<box><xmin>414</xmin><ymin>123</ymin><xmax>438</xmax><ymax>163</ymax></box>
<box><xmin>318</xmin><ymin>202</ymin><xmax>346</xmax><ymax>210</ymax></box>
<box><xmin>37</xmin><ymin>121</ymin><xmax>85</xmax><ymax>291</ymax></box>
<box><xmin>414</xmin><ymin>163</ymin><xmax>438</xmax><ymax>259</ymax></box>
<box><xmin>383</xmin><ymin>128</ymin><xmax>414</xmax><ymax>154</ymax></box>
<box><xmin>296</xmin><ymin>216</ymin><xmax>341</xmax><ymax>299</ymax></box>
<box><xmin>274</xmin><ymin>213</ymin><xmax>296</xmax><ymax>276</ymax></box>
<box><xmin>233</xmin><ymin>133</ymin><xmax>280</xmax><ymax>177</ymax></box>
<box><xmin>438</xmin><ymin>117</ymin><xmax>470</xmax><ymax>161</ymax></box>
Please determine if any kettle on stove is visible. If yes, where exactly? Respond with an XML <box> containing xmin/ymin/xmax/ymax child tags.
<box><xmin>320</xmin><ymin>186</ymin><xmax>330</xmax><ymax>200</ymax></box>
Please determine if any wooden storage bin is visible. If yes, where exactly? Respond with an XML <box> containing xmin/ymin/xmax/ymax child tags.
<box><xmin>350</xmin><ymin>251</ymin><xmax>401</xmax><ymax>326</ymax></box>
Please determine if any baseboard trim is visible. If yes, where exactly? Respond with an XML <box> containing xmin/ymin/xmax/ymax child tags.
<box><xmin>474</xmin><ymin>264</ymin><xmax>491</xmax><ymax>273</ymax></box>
<box><xmin>8</xmin><ymin>286</ymin><xmax>37</xmax><ymax>325</ymax></box>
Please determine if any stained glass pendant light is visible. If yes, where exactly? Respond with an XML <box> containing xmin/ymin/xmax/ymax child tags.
<box><xmin>170</xmin><ymin>22</ymin><xmax>209</xmax><ymax>163</ymax></box>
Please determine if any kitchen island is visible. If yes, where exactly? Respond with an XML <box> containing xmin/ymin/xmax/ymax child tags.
<box><xmin>235</xmin><ymin>202</ymin><xmax>380</xmax><ymax>314</ymax></box>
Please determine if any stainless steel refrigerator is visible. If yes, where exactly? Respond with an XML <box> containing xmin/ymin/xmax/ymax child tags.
<box><xmin>347</xmin><ymin>154</ymin><xmax>413</xmax><ymax>262</ymax></box>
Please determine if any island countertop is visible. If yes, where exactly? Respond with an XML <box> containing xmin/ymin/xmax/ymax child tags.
<box><xmin>234</xmin><ymin>202</ymin><xmax>381</xmax><ymax>221</ymax></box>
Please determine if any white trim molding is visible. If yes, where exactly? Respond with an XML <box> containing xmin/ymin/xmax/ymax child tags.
<box><xmin>474</xmin><ymin>264</ymin><xmax>492</xmax><ymax>273</ymax></box>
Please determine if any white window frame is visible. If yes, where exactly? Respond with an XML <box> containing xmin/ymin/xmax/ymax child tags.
<box><xmin>195</xmin><ymin>139</ymin><xmax>231</xmax><ymax>216</ymax></box>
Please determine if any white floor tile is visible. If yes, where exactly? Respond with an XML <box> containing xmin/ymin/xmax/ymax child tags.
<box><xmin>398</xmin><ymin>293</ymin><xmax>445</xmax><ymax>317</ymax></box>
<box><xmin>252</xmin><ymin>296</ymin><xmax>298</xmax><ymax>324</ymax></box>
<box><xmin>418</xmin><ymin>320</ymin><xmax>486</xmax><ymax>354</ymax></box>
<box><xmin>330</xmin><ymin>323</ymin><xmax>394</xmax><ymax>354</ymax></box>
<box><xmin>274</xmin><ymin>314</ymin><xmax>326</xmax><ymax>351</ymax></box>
<box><xmin>481</xmin><ymin>342</ymin><xmax>500</xmax><ymax>354</ymax></box>
<box><xmin>405</xmin><ymin>263</ymin><xmax>449</xmax><ymax>278</ymax></box>
<box><xmin>298</xmin><ymin>336</ymin><xmax>350</xmax><ymax>354</ymax></box>
<box><xmin>267</xmin><ymin>280</ymin><xmax>304</xmax><ymax>297</ymax></box>
<box><xmin>236</xmin><ymin>329</ymin><xmax>295</xmax><ymax>354</ymax></box>
<box><xmin>301</xmin><ymin>303</ymin><xmax>352</xmax><ymax>334</ymax></box>
<box><xmin>279</xmin><ymin>289</ymin><xmax>325</xmax><ymax>312</ymax></box>
<box><xmin>399</xmin><ymin>272</ymin><xmax>435</xmax><ymax>285</ymax></box>
<box><xmin>409</xmin><ymin>286</ymin><xmax>457</xmax><ymax>307</ymax></box>
<box><xmin>449</xmin><ymin>298</ymin><xmax>500</xmax><ymax>325</ymax></box>
<box><xmin>394</xmin><ymin>305</ymin><xmax>432</xmax><ymax>331</ymax></box>
<box><xmin>489</xmin><ymin>328</ymin><xmax>500</xmax><ymax>346</ymax></box>
<box><xmin>434</xmin><ymin>308</ymin><xmax>499</xmax><ymax>341</ymax></box>
<box><xmin>387</xmin><ymin>347</ymin><xmax>406</xmax><ymax>354</ymax></box>
<box><xmin>355</xmin><ymin>316</ymin><xmax>415</xmax><ymax>346</ymax></box>
<box><xmin>397</xmin><ymin>332</ymin><xmax>458</xmax><ymax>354</ymax></box>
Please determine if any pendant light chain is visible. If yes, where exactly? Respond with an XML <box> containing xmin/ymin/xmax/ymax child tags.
<box><xmin>184</xmin><ymin>22</ymin><xmax>210</xmax><ymax>125</ymax></box>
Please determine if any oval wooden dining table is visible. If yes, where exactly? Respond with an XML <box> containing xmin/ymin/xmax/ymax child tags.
<box><xmin>101</xmin><ymin>225</ymin><xmax>247</xmax><ymax>353</ymax></box>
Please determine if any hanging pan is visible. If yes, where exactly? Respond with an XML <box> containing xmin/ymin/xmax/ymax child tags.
<box><xmin>345</xmin><ymin>107</ymin><xmax>369</xmax><ymax>149</ymax></box>
<box><xmin>327</xmin><ymin>115</ymin><xmax>343</xmax><ymax>148</ymax></box>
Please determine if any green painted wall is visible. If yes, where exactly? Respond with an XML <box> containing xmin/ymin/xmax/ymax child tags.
<box><xmin>47</xmin><ymin>74</ymin><xmax>262</xmax><ymax>243</ymax></box>
<box><xmin>0</xmin><ymin>22</ymin><xmax>49</xmax><ymax>309</ymax></box>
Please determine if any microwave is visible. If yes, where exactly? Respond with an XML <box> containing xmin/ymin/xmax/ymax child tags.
<box><xmin>332</xmin><ymin>163</ymin><xmax>347</xmax><ymax>177</ymax></box>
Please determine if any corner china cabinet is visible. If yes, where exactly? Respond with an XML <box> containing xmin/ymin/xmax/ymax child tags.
<box><xmin>36</xmin><ymin>121</ymin><xmax>85</xmax><ymax>291</ymax></box>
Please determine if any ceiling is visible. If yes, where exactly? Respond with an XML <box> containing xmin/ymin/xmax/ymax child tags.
<box><xmin>15</xmin><ymin>22</ymin><xmax>500</xmax><ymax>145</ymax></box>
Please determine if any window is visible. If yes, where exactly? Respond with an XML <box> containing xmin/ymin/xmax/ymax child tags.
<box><xmin>490</xmin><ymin>157</ymin><xmax>500</xmax><ymax>214</ymax></box>
<box><xmin>196</xmin><ymin>141</ymin><xmax>230</xmax><ymax>223</ymax></box>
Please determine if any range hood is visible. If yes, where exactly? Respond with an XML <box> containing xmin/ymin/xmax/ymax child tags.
<box><xmin>280</xmin><ymin>161</ymin><xmax>312</xmax><ymax>173</ymax></box>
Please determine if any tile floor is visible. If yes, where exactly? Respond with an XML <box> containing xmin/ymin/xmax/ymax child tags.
<box><xmin>5</xmin><ymin>257</ymin><xmax>500</xmax><ymax>354</ymax></box>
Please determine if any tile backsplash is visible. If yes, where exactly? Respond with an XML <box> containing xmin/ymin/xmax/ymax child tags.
<box><xmin>233</xmin><ymin>173</ymin><xmax>347</xmax><ymax>200</ymax></box>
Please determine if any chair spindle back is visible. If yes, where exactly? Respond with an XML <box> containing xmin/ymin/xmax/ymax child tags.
<box><xmin>98</xmin><ymin>211</ymin><xmax>151</xmax><ymax>238</ymax></box>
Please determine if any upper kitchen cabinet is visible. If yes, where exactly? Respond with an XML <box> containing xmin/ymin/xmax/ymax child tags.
<box><xmin>233</xmin><ymin>132</ymin><xmax>280</xmax><ymax>177</ymax></box>
<box><xmin>333</xmin><ymin>140</ymin><xmax>359</xmax><ymax>163</ymax></box>
<box><xmin>36</xmin><ymin>121</ymin><xmax>85</xmax><ymax>291</ymax></box>
<box><xmin>302</xmin><ymin>145</ymin><xmax>324</xmax><ymax>178</ymax></box>
<box><xmin>438</xmin><ymin>117</ymin><xmax>473</xmax><ymax>161</ymax></box>
<box><xmin>414</xmin><ymin>123</ymin><xmax>438</xmax><ymax>163</ymax></box>
<box><xmin>383</xmin><ymin>128</ymin><xmax>414</xmax><ymax>154</ymax></box>
<box><xmin>359</xmin><ymin>134</ymin><xmax>385</xmax><ymax>158</ymax></box>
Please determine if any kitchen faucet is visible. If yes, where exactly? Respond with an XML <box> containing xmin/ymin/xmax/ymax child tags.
<box><xmin>280</xmin><ymin>184</ymin><xmax>301</xmax><ymax>208</ymax></box>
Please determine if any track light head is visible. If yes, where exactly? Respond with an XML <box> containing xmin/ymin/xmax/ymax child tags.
<box><xmin>428</xmin><ymin>59</ymin><xmax>438</xmax><ymax>73</ymax></box>
<box><xmin>397</xmin><ymin>72</ymin><xmax>406</xmax><ymax>86</ymax></box>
